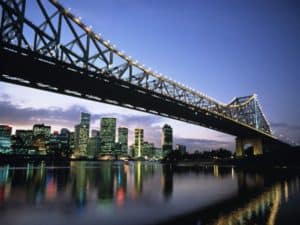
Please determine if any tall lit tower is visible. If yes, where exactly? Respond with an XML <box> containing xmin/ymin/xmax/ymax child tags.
<box><xmin>74</xmin><ymin>112</ymin><xmax>90</xmax><ymax>157</ymax></box>
<box><xmin>100</xmin><ymin>118</ymin><xmax>116</xmax><ymax>154</ymax></box>
<box><xmin>118</xmin><ymin>127</ymin><xmax>128</xmax><ymax>154</ymax></box>
<box><xmin>134</xmin><ymin>128</ymin><xmax>144</xmax><ymax>158</ymax></box>
<box><xmin>162</xmin><ymin>124</ymin><xmax>173</xmax><ymax>157</ymax></box>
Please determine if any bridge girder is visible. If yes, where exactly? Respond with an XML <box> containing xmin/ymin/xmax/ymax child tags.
<box><xmin>0</xmin><ymin>0</ymin><xmax>273</xmax><ymax>138</ymax></box>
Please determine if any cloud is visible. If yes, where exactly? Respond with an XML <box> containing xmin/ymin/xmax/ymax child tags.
<box><xmin>0</xmin><ymin>99</ymin><xmax>87</xmax><ymax>128</ymax></box>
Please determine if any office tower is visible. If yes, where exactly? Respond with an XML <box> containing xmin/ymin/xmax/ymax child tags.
<box><xmin>32</xmin><ymin>124</ymin><xmax>51</xmax><ymax>155</ymax></box>
<box><xmin>134</xmin><ymin>128</ymin><xmax>143</xmax><ymax>158</ymax></box>
<box><xmin>80</xmin><ymin>112</ymin><xmax>91</xmax><ymax>131</ymax></box>
<box><xmin>100</xmin><ymin>118</ymin><xmax>116</xmax><ymax>154</ymax></box>
<box><xmin>118</xmin><ymin>127</ymin><xmax>128</xmax><ymax>154</ymax></box>
<box><xmin>33</xmin><ymin>124</ymin><xmax>51</xmax><ymax>139</ymax></box>
<box><xmin>87</xmin><ymin>137</ymin><xmax>100</xmax><ymax>158</ymax></box>
<box><xmin>162</xmin><ymin>124</ymin><xmax>173</xmax><ymax>157</ymax></box>
<box><xmin>0</xmin><ymin>125</ymin><xmax>12</xmax><ymax>153</ymax></box>
<box><xmin>15</xmin><ymin>130</ymin><xmax>33</xmax><ymax>154</ymax></box>
<box><xmin>74</xmin><ymin>113</ymin><xmax>91</xmax><ymax>157</ymax></box>
<box><xmin>74</xmin><ymin>124</ymin><xmax>89</xmax><ymax>157</ymax></box>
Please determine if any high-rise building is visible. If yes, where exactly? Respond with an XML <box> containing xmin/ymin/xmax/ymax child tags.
<box><xmin>0</xmin><ymin>125</ymin><xmax>12</xmax><ymax>154</ymax></box>
<box><xmin>80</xmin><ymin>112</ymin><xmax>91</xmax><ymax>131</ymax></box>
<box><xmin>162</xmin><ymin>124</ymin><xmax>173</xmax><ymax>157</ymax></box>
<box><xmin>118</xmin><ymin>127</ymin><xmax>128</xmax><ymax>154</ymax></box>
<box><xmin>74</xmin><ymin>124</ymin><xmax>89</xmax><ymax>157</ymax></box>
<box><xmin>32</xmin><ymin>124</ymin><xmax>51</xmax><ymax>155</ymax></box>
<box><xmin>134</xmin><ymin>128</ymin><xmax>143</xmax><ymax>158</ymax></box>
<box><xmin>100</xmin><ymin>118</ymin><xmax>116</xmax><ymax>154</ymax></box>
<box><xmin>74</xmin><ymin>113</ymin><xmax>91</xmax><ymax>157</ymax></box>
<box><xmin>15</xmin><ymin>130</ymin><xmax>33</xmax><ymax>153</ymax></box>
<box><xmin>87</xmin><ymin>137</ymin><xmax>100</xmax><ymax>158</ymax></box>
<box><xmin>33</xmin><ymin>124</ymin><xmax>51</xmax><ymax>139</ymax></box>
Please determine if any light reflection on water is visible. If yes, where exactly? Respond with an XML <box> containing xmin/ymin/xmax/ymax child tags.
<box><xmin>0</xmin><ymin>162</ymin><xmax>299</xmax><ymax>225</ymax></box>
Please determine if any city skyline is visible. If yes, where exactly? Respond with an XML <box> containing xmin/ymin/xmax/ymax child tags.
<box><xmin>0</xmin><ymin>0</ymin><xmax>299</xmax><ymax>148</ymax></box>
<box><xmin>1</xmin><ymin>112</ymin><xmax>226</xmax><ymax>152</ymax></box>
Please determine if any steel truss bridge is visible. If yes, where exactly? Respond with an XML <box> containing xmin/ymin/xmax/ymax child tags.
<box><xmin>0</xmin><ymin>0</ymin><xmax>286</xmax><ymax>155</ymax></box>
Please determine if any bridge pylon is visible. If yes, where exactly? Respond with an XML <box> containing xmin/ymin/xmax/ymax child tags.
<box><xmin>236</xmin><ymin>137</ymin><xmax>263</xmax><ymax>157</ymax></box>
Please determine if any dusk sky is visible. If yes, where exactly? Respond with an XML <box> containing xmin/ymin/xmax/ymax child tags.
<box><xmin>1</xmin><ymin>0</ymin><xmax>300</xmax><ymax>150</ymax></box>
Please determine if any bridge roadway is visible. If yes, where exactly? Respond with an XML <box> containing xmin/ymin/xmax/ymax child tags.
<box><xmin>0</xmin><ymin>43</ymin><xmax>281</xmax><ymax>148</ymax></box>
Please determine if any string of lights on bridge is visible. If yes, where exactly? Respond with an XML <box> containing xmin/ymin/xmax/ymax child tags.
<box><xmin>272</xmin><ymin>130</ymin><xmax>299</xmax><ymax>146</ymax></box>
<box><xmin>50</xmin><ymin>0</ymin><xmax>276</xmax><ymax>138</ymax></box>
<box><xmin>51</xmin><ymin>0</ymin><xmax>228</xmax><ymax>106</ymax></box>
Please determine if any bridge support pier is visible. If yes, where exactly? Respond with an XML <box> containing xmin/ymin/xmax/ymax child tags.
<box><xmin>236</xmin><ymin>137</ymin><xmax>263</xmax><ymax>157</ymax></box>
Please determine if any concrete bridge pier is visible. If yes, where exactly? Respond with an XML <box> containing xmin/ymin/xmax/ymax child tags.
<box><xmin>236</xmin><ymin>137</ymin><xmax>263</xmax><ymax>157</ymax></box>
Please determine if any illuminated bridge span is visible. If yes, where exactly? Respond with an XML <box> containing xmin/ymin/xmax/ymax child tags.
<box><xmin>0</xmin><ymin>0</ymin><xmax>286</xmax><ymax>155</ymax></box>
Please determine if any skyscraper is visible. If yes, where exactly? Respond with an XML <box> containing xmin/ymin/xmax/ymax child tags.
<box><xmin>80</xmin><ymin>112</ymin><xmax>91</xmax><ymax>131</ymax></box>
<box><xmin>162</xmin><ymin>124</ymin><xmax>173</xmax><ymax>157</ymax></box>
<box><xmin>100</xmin><ymin>118</ymin><xmax>116</xmax><ymax>154</ymax></box>
<box><xmin>134</xmin><ymin>128</ymin><xmax>143</xmax><ymax>158</ymax></box>
<box><xmin>118</xmin><ymin>127</ymin><xmax>128</xmax><ymax>154</ymax></box>
<box><xmin>74</xmin><ymin>112</ymin><xmax>91</xmax><ymax>157</ymax></box>
<box><xmin>32</xmin><ymin>124</ymin><xmax>51</xmax><ymax>155</ymax></box>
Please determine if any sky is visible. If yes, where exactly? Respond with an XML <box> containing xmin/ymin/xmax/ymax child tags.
<box><xmin>1</xmin><ymin>0</ymin><xmax>300</xmax><ymax>150</ymax></box>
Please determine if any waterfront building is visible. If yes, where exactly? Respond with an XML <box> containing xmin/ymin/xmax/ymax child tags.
<box><xmin>118</xmin><ymin>127</ymin><xmax>128</xmax><ymax>154</ymax></box>
<box><xmin>87</xmin><ymin>137</ymin><xmax>100</xmax><ymax>158</ymax></box>
<box><xmin>100</xmin><ymin>118</ymin><xmax>116</xmax><ymax>154</ymax></box>
<box><xmin>32</xmin><ymin>124</ymin><xmax>51</xmax><ymax>155</ymax></box>
<box><xmin>162</xmin><ymin>124</ymin><xmax>173</xmax><ymax>157</ymax></box>
<box><xmin>33</xmin><ymin>124</ymin><xmax>51</xmax><ymax>139</ymax></box>
<box><xmin>80</xmin><ymin>112</ymin><xmax>91</xmax><ymax>132</ymax></box>
<box><xmin>134</xmin><ymin>128</ymin><xmax>144</xmax><ymax>158</ymax></box>
<box><xmin>0</xmin><ymin>125</ymin><xmax>12</xmax><ymax>154</ymax></box>
<box><xmin>154</xmin><ymin>147</ymin><xmax>163</xmax><ymax>159</ymax></box>
<box><xmin>175</xmin><ymin>144</ymin><xmax>187</xmax><ymax>155</ymax></box>
<box><xmin>74</xmin><ymin>124</ymin><xmax>89</xmax><ymax>157</ymax></box>
<box><xmin>15</xmin><ymin>130</ymin><xmax>33</xmax><ymax>154</ymax></box>
<box><xmin>74</xmin><ymin>113</ymin><xmax>91</xmax><ymax>158</ymax></box>
<box><xmin>143</xmin><ymin>142</ymin><xmax>154</xmax><ymax>159</ymax></box>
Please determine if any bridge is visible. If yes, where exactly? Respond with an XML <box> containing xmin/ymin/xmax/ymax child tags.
<box><xmin>0</xmin><ymin>0</ymin><xmax>287</xmax><ymax>156</ymax></box>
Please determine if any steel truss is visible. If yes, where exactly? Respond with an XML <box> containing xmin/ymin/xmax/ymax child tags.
<box><xmin>0</xmin><ymin>0</ymin><xmax>272</xmax><ymax>135</ymax></box>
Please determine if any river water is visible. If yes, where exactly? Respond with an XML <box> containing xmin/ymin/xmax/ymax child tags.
<box><xmin>0</xmin><ymin>161</ymin><xmax>299</xmax><ymax>225</ymax></box>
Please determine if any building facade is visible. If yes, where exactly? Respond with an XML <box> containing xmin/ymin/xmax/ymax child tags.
<box><xmin>118</xmin><ymin>127</ymin><xmax>128</xmax><ymax>154</ymax></box>
<box><xmin>100</xmin><ymin>118</ymin><xmax>116</xmax><ymax>154</ymax></box>
<box><xmin>0</xmin><ymin>125</ymin><xmax>12</xmax><ymax>154</ymax></box>
<box><xmin>32</xmin><ymin>124</ymin><xmax>51</xmax><ymax>155</ymax></box>
<box><xmin>134</xmin><ymin>128</ymin><xmax>144</xmax><ymax>158</ymax></box>
<box><xmin>74</xmin><ymin>112</ymin><xmax>91</xmax><ymax>157</ymax></box>
<box><xmin>15</xmin><ymin>130</ymin><xmax>33</xmax><ymax>154</ymax></box>
<box><xmin>162</xmin><ymin>124</ymin><xmax>173</xmax><ymax>157</ymax></box>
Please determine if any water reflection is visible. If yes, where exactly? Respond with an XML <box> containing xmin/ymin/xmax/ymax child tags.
<box><xmin>0</xmin><ymin>162</ymin><xmax>299</xmax><ymax>225</ymax></box>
